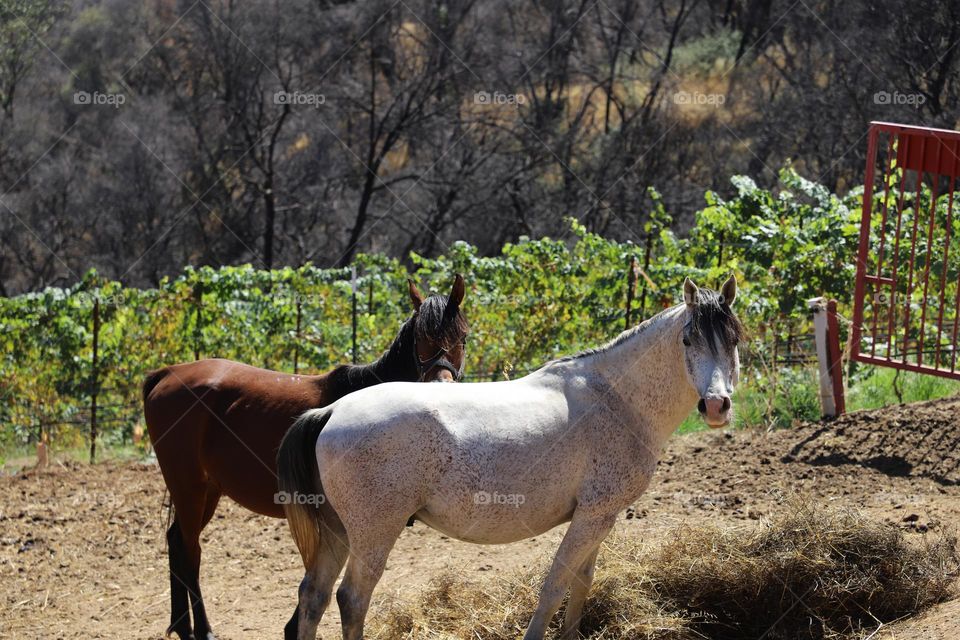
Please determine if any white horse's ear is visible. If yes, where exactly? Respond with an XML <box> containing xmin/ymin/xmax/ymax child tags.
<box><xmin>683</xmin><ymin>277</ymin><xmax>699</xmax><ymax>306</ymax></box>
<box><xmin>720</xmin><ymin>274</ymin><xmax>737</xmax><ymax>306</ymax></box>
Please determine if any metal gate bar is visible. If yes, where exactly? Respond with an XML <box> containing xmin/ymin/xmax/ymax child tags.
<box><xmin>851</xmin><ymin>121</ymin><xmax>960</xmax><ymax>379</ymax></box>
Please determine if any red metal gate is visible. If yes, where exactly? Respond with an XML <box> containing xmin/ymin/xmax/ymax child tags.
<box><xmin>851</xmin><ymin>121</ymin><xmax>960</xmax><ymax>379</ymax></box>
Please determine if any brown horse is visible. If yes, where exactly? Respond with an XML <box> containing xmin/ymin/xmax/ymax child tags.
<box><xmin>143</xmin><ymin>275</ymin><xmax>468</xmax><ymax>640</ymax></box>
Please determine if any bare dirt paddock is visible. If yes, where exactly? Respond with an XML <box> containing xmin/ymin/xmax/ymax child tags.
<box><xmin>3</xmin><ymin>398</ymin><xmax>960</xmax><ymax>639</ymax></box>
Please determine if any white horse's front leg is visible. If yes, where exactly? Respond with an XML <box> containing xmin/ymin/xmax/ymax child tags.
<box><xmin>523</xmin><ymin>512</ymin><xmax>616</xmax><ymax>640</ymax></box>
<box><xmin>559</xmin><ymin>545</ymin><xmax>601</xmax><ymax>639</ymax></box>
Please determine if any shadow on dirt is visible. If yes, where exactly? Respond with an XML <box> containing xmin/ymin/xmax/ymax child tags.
<box><xmin>781</xmin><ymin>397</ymin><xmax>960</xmax><ymax>486</ymax></box>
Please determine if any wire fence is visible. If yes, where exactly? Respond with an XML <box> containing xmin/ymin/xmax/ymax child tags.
<box><xmin>2</xmin><ymin>259</ymin><xmax>822</xmax><ymax>463</ymax></box>
<box><xmin>6</xmin><ymin>322</ymin><xmax>817</xmax><ymax>464</ymax></box>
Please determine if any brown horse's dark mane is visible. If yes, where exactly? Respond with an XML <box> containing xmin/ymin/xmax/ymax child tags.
<box><xmin>414</xmin><ymin>290</ymin><xmax>470</xmax><ymax>348</ymax></box>
<box><xmin>325</xmin><ymin>293</ymin><xmax>468</xmax><ymax>400</ymax></box>
<box><xmin>326</xmin><ymin>316</ymin><xmax>417</xmax><ymax>398</ymax></box>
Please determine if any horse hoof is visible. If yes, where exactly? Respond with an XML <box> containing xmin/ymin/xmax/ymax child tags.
<box><xmin>165</xmin><ymin>623</ymin><xmax>194</xmax><ymax>640</ymax></box>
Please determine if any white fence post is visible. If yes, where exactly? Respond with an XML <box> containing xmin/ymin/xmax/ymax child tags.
<box><xmin>808</xmin><ymin>296</ymin><xmax>837</xmax><ymax>417</ymax></box>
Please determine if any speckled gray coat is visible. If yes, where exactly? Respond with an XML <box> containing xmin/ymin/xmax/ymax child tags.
<box><xmin>279</xmin><ymin>276</ymin><xmax>740</xmax><ymax>640</ymax></box>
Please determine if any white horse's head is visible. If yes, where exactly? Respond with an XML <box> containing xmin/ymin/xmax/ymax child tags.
<box><xmin>680</xmin><ymin>275</ymin><xmax>742</xmax><ymax>427</ymax></box>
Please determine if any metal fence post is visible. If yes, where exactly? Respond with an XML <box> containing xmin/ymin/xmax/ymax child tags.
<box><xmin>193</xmin><ymin>281</ymin><xmax>203</xmax><ymax>361</ymax></box>
<box><xmin>638</xmin><ymin>231</ymin><xmax>653</xmax><ymax>315</ymax></box>
<box><xmin>294</xmin><ymin>299</ymin><xmax>302</xmax><ymax>374</ymax></box>
<box><xmin>351</xmin><ymin>266</ymin><xmax>358</xmax><ymax>364</ymax></box>
<box><xmin>625</xmin><ymin>256</ymin><xmax>638</xmax><ymax>330</ymax></box>
<box><xmin>717</xmin><ymin>230</ymin><xmax>725</xmax><ymax>271</ymax></box>
<box><xmin>89</xmin><ymin>297</ymin><xmax>100</xmax><ymax>464</ymax></box>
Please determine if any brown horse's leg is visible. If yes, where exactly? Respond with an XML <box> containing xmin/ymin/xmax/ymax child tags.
<box><xmin>183</xmin><ymin>488</ymin><xmax>221</xmax><ymax>640</ymax></box>
<box><xmin>166</xmin><ymin>519</ymin><xmax>194</xmax><ymax>640</ymax></box>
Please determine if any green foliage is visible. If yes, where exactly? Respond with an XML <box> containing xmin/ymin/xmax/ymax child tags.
<box><xmin>685</xmin><ymin>168</ymin><xmax>862</xmax><ymax>324</ymax></box>
<box><xmin>2</xmin><ymin>170</ymin><xmax>951</xmax><ymax>455</ymax></box>
<box><xmin>847</xmin><ymin>368</ymin><xmax>960</xmax><ymax>411</ymax></box>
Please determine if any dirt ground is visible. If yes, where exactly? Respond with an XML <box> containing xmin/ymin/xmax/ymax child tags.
<box><xmin>3</xmin><ymin>398</ymin><xmax>960</xmax><ymax>639</ymax></box>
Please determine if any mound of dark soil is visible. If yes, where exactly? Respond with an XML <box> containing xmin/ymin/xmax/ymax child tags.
<box><xmin>783</xmin><ymin>396</ymin><xmax>960</xmax><ymax>485</ymax></box>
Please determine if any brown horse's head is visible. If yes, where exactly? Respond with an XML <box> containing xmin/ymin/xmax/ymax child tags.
<box><xmin>407</xmin><ymin>274</ymin><xmax>469</xmax><ymax>382</ymax></box>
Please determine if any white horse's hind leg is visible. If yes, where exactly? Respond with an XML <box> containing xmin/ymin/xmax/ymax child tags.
<box><xmin>523</xmin><ymin>512</ymin><xmax>615</xmax><ymax>640</ymax></box>
<box><xmin>336</xmin><ymin>519</ymin><xmax>406</xmax><ymax>640</ymax></box>
<box><xmin>559</xmin><ymin>545</ymin><xmax>601</xmax><ymax>640</ymax></box>
<box><xmin>295</xmin><ymin>519</ymin><xmax>350</xmax><ymax>640</ymax></box>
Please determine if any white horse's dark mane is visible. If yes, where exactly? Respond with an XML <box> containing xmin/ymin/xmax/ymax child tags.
<box><xmin>687</xmin><ymin>287</ymin><xmax>744</xmax><ymax>354</ymax></box>
<box><xmin>554</xmin><ymin>286</ymin><xmax>743</xmax><ymax>364</ymax></box>
<box><xmin>552</xmin><ymin>305</ymin><xmax>669</xmax><ymax>364</ymax></box>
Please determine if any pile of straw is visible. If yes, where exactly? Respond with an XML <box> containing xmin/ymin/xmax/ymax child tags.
<box><xmin>370</xmin><ymin>503</ymin><xmax>956</xmax><ymax>639</ymax></box>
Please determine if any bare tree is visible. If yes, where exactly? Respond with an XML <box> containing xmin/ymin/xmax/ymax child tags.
<box><xmin>3</xmin><ymin>0</ymin><xmax>960</xmax><ymax>293</ymax></box>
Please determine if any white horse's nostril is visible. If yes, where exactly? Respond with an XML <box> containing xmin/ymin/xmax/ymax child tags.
<box><xmin>703</xmin><ymin>397</ymin><xmax>728</xmax><ymax>417</ymax></box>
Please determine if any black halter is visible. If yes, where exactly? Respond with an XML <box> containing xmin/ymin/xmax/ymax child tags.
<box><xmin>414</xmin><ymin>336</ymin><xmax>465</xmax><ymax>381</ymax></box>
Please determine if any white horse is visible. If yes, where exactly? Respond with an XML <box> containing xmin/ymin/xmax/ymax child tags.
<box><xmin>277</xmin><ymin>276</ymin><xmax>742</xmax><ymax>640</ymax></box>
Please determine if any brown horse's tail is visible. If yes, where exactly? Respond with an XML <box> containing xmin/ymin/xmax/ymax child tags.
<box><xmin>277</xmin><ymin>407</ymin><xmax>332</xmax><ymax>570</ymax></box>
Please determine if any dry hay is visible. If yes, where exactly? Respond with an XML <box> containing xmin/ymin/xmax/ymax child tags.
<box><xmin>369</xmin><ymin>502</ymin><xmax>957</xmax><ymax>640</ymax></box>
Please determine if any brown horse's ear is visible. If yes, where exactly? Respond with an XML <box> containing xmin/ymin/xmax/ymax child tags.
<box><xmin>408</xmin><ymin>279</ymin><xmax>424</xmax><ymax>311</ymax></box>
<box><xmin>449</xmin><ymin>273</ymin><xmax>465</xmax><ymax>308</ymax></box>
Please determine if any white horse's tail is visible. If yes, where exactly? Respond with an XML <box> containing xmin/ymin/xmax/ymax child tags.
<box><xmin>277</xmin><ymin>407</ymin><xmax>332</xmax><ymax>570</ymax></box>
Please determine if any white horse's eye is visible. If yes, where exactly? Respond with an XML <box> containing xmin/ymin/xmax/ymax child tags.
<box><xmin>682</xmin><ymin>336</ymin><xmax>691</xmax><ymax>347</ymax></box>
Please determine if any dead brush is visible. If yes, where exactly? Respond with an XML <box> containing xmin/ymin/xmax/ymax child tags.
<box><xmin>369</xmin><ymin>502</ymin><xmax>956</xmax><ymax>640</ymax></box>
